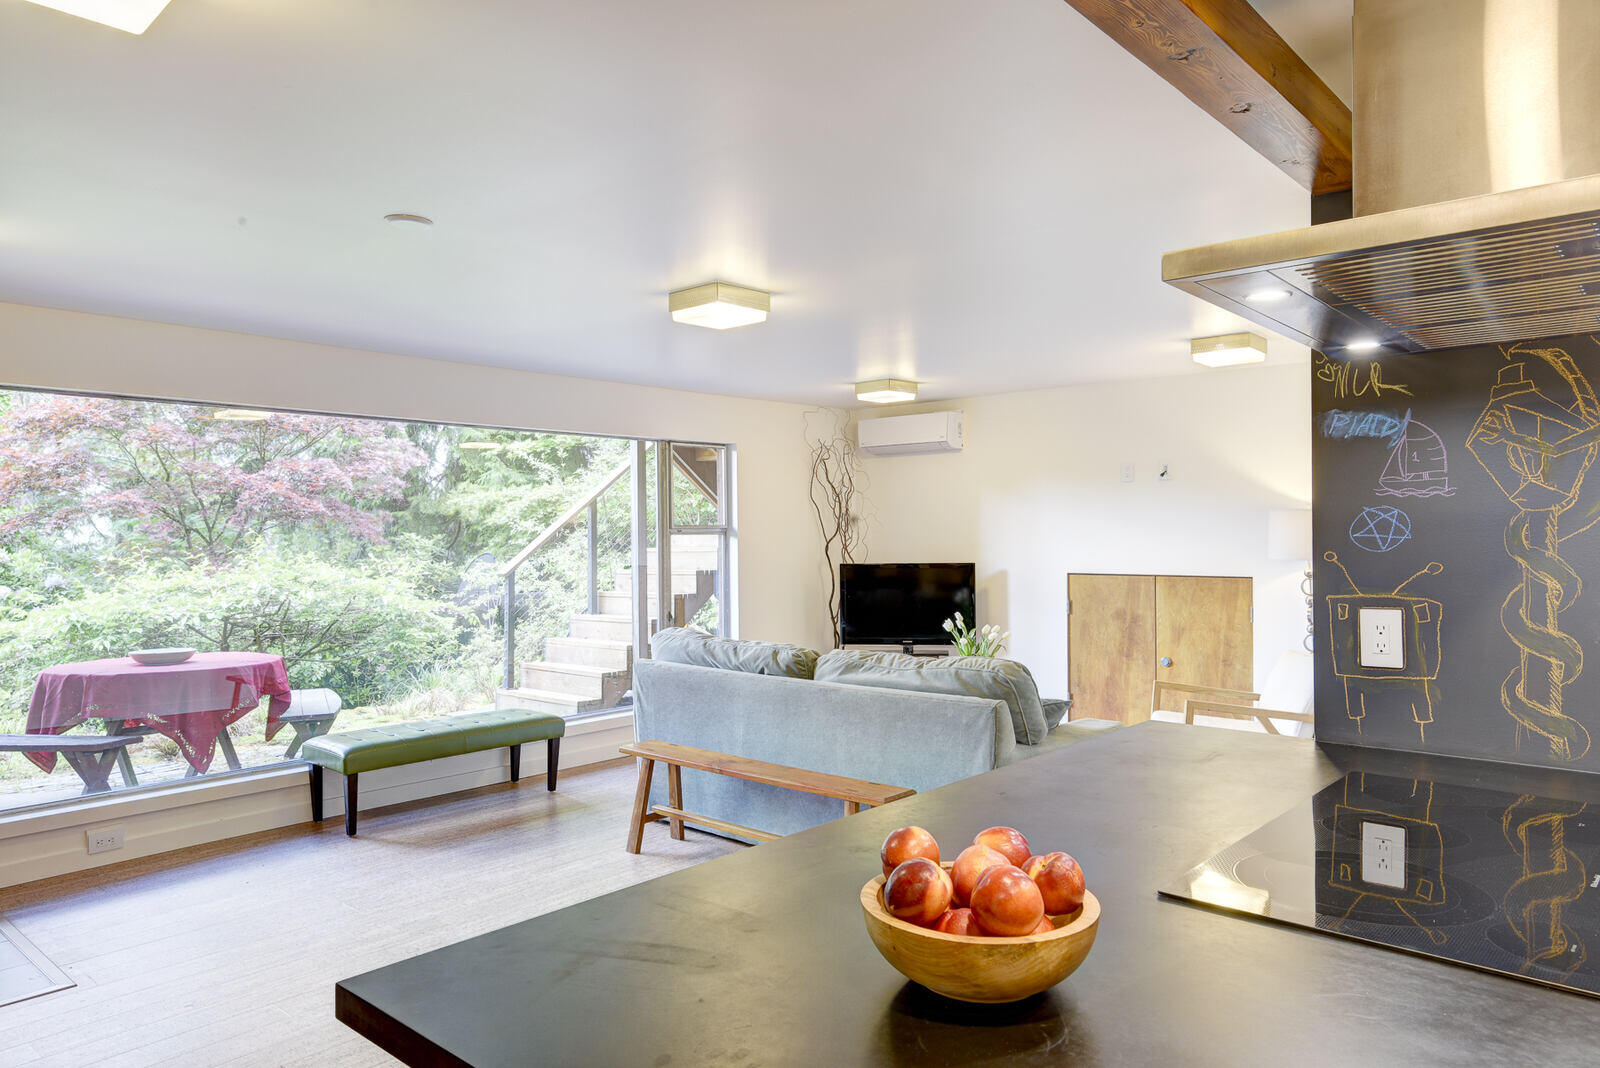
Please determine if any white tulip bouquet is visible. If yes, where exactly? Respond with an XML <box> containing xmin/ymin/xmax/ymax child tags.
<box><xmin>941</xmin><ymin>612</ymin><xmax>1010</xmax><ymax>657</ymax></box>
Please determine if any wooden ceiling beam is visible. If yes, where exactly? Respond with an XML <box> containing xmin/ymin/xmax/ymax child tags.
<box><xmin>1061</xmin><ymin>0</ymin><xmax>1353</xmax><ymax>195</ymax></box>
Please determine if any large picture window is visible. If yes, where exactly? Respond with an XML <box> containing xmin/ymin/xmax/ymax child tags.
<box><xmin>0</xmin><ymin>390</ymin><xmax>730</xmax><ymax>814</ymax></box>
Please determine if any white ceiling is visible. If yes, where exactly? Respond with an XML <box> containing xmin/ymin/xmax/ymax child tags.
<box><xmin>0</xmin><ymin>0</ymin><xmax>1314</xmax><ymax>406</ymax></box>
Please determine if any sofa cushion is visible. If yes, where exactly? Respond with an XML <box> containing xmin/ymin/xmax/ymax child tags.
<box><xmin>815</xmin><ymin>650</ymin><xmax>1049</xmax><ymax>745</ymax></box>
<box><xmin>650</xmin><ymin>627</ymin><xmax>820</xmax><ymax>679</ymax></box>
<box><xmin>1041</xmin><ymin>697</ymin><xmax>1071</xmax><ymax>730</ymax></box>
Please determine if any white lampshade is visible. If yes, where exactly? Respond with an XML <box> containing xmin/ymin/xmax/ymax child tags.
<box><xmin>1267</xmin><ymin>508</ymin><xmax>1313</xmax><ymax>562</ymax></box>
<box><xmin>668</xmin><ymin>282</ymin><xmax>770</xmax><ymax>329</ymax></box>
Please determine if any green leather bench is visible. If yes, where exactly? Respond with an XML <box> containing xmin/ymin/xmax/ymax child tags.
<box><xmin>300</xmin><ymin>708</ymin><xmax>566</xmax><ymax>836</ymax></box>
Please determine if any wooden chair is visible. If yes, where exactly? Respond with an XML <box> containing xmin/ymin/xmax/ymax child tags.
<box><xmin>281</xmin><ymin>688</ymin><xmax>343</xmax><ymax>758</ymax></box>
<box><xmin>1149</xmin><ymin>651</ymin><xmax>1314</xmax><ymax>737</ymax></box>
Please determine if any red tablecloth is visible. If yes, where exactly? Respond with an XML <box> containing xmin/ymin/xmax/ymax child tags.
<box><xmin>25</xmin><ymin>652</ymin><xmax>292</xmax><ymax>774</ymax></box>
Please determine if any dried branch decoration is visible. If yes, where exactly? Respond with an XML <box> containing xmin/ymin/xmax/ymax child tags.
<box><xmin>804</xmin><ymin>408</ymin><xmax>869</xmax><ymax>647</ymax></box>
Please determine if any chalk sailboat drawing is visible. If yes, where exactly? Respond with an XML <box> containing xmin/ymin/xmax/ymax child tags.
<box><xmin>1377</xmin><ymin>417</ymin><xmax>1454</xmax><ymax>497</ymax></box>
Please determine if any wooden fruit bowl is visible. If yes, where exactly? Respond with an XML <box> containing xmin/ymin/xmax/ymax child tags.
<box><xmin>860</xmin><ymin>867</ymin><xmax>1099</xmax><ymax>1004</ymax></box>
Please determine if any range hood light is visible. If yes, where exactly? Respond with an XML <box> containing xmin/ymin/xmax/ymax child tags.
<box><xmin>1345</xmin><ymin>339</ymin><xmax>1384</xmax><ymax>354</ymax></box>
<box><xmin>1246</xmin><ymin>288</ymin><xmax>1293</xmax><ymax>304</ymax></box>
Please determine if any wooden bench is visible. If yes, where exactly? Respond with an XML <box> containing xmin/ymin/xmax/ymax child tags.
<box><xmin>300</xmin><ymin>709</ymin><xmax>566</xmax><ymax>836</ymax></box>
<box><xmin>620</xmin><ymin>740</ymin><xmax>914</xmax><ymax>853</ymax></box>
<box><xmin>0</xmin><ymin>734</ymin><xmax>142</xmax><ymax>795</ymax></box>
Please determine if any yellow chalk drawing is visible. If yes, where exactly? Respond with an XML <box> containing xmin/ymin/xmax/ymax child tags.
<box><xmin>1315</xmin><ymin>352</ymin><xmax>1414</xmax><ymax>399</ymax></box>
<box><xmin>1466</xmin><ymin>340</ymin><xmax>1600</xmax><ymax>761</ymax></box>
<box><xmin>1329</xmin><ymin>773</ymin><xmax>1447</xmax><ymax>944</ymax></box>
<box><xmin>1324</xmin><ymin>552</ymin><xmax>1443</xmax><ymax>743</ymax></box>
<box><xmin>1501</xmin><ymin>795</ymin><xmax>1587</xmax><ymax>978</ymax></box>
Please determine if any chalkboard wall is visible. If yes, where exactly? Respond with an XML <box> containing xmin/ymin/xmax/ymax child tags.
<box><xmin>1313</xmin><ymin>330</ymin><xmax>1600</xmax><ymax>771</ymax></box>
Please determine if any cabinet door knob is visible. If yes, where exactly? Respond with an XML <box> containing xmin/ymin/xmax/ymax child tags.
<box><xmin>1159</xmin><ymin>656</ymin><xmax>1173</xmax><ymax>668</ymax></box>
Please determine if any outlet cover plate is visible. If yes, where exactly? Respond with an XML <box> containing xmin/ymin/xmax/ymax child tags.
<box><xmin>1358</xmin><ymin>606</ymin><xmax>1405</xmax><ymax>669</ymax></box>
<box><xmin>1361</xmin><ymin>821</ymin><xmax>1406</xmax><ymax>889</ymax></box>
<box><xmin>86</xmin><ymin>826</ymin><xmax>124</xmax><ymax>855</ymax></box>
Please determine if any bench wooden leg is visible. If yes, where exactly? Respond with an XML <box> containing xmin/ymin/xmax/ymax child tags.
<box><xmin>310</xmin><ymin>765</ymin><xmax>323</xmax><ymax>823</ymax></box>
<box><xmin>116</xmin><ymin>747</ymin><xmax>139</xmax><ymax>788</ymax></box>
<box><xmin>626</xmin><ymin>757</ymin><xmax>655</xmax><ymax>854</ymax></box>
<box><xmin>845</xmin><ymin>801</ymin><xmax>861</xmax><ymax>816</ymax></box>
<box><xmin>345</xmin><ymin>773</ymin><xmax>359</xmax><ymax>837</ymax></box>
<box><xmin>547</xmin><ymin>737</ymin><xmax>560</xmax><ymax>792</ymax></box>
<box><xmin>667</xmin><ymin>763</ymin><xmax>685</xmax><ymax>841</ymax></box>
<box><xmin>510</xmin><ymin>744</ymin><xmax>521</xmax><ymax>783</ymax></box>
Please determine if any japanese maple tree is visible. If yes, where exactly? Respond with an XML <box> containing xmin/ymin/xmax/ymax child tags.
<box><xmin>0</xmin><ymin>395</ymin><xmax>427</xmax><ymax>562</ymax></box>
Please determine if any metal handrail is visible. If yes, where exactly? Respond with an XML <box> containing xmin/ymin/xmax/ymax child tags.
<box><xmin>499</xmin><ymin>446</ymin><xmax>720</xmax><ymax>691</ymax></box>
<box><xmin>499</xmin><ymin>458</ymin><xmax>632</xmax><ymax>577</ymax></box>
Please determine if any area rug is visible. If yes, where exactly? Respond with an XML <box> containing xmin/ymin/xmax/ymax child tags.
<box><xmin>0</xmin><ymin>916</ymin><xmax>73</xmax><ymax>1007</ymax></box>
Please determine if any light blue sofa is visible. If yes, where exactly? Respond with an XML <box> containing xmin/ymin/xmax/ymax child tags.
<box><xmin>631</xmin><ymin>655</ymin><xmax>1118</xmax><ymax>839</ymax></box>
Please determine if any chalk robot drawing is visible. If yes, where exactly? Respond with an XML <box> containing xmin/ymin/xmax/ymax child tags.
<box><xmin>1324</xmin><ymin>552</ymin><xmax>1444</xmax><ymax>743</ymax></box>
<box><xmin>1466</xmin><ymin>341</ymin><xmax>1600</xmax><ymax>762</ymax></box>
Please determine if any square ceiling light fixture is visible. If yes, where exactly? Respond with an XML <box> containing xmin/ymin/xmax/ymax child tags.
<box><xmin>23</xmin><ymin>0</ymin><xmax>174</xmax><ymax>33</ymax></box>
<box><xmin>668</xmin><ymin>282</ymin><xmax>770</xmax><ymax>330</ymax></box>
<box><xmin>1190</xmin><ymin>332</ymin><xmax>1268</xmax><ymax>368</ymax></box>
<box><xmin>855</xmin><ymin>379</ymin><xmax>919</xmax><ymax>404</ymax></box>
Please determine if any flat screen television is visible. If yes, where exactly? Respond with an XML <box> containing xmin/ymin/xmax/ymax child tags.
<box><xmin>839</xmin><ymin>563</ymin><xmax>976</xmax><ymax>648</ymax></box>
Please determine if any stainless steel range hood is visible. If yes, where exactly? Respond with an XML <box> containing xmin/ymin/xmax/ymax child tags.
<box><xmin>1163</xmin><ymin>0</ymin><xmax>1600</xmax><ymax>355</ymax></box>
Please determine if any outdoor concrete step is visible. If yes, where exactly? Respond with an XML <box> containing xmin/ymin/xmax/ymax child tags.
<box><xmin>611</xmin><ymin>567</ymin><xmax>718</xmax><ymax>596</ymax></box>
<box><xmin>545</xmin><ymin>636</ymin><xmax>633</xmax><ymax>670</ymax></box>
<box><xmin>494</xmin><ymin>686</ymin><xmax>602</xmax><ymax>717</ymax></box>
<box><xmin>569</xmin><ymin>613</ymin><xmax>637</xmax><ymax>642</ymax></box>
<box><xmin>519</xmin><ymin>660</ymin><xmax>630</xmax><ymax>704</ymax></box>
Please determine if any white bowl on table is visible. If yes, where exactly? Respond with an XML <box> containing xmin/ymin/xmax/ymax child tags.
<box><xmin>128</xmin><ymin>648</ymin><xmax>197</xmax><ymax>666</ymax></box>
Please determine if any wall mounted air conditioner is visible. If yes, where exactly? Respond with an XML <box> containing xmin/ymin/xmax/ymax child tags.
<box><xmin>857</xmin><ymin>411</ymin><xmax>963</xmax><ymax>456</ymax></box>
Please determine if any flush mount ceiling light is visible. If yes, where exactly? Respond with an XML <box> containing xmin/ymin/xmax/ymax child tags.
<box><xmin>855</xmin><ymin>379</ymin><xmax>919</xmax><ymax>404</ymax></box>
<box><xmin>384</xmin><ymin>213</ymin><xmax>433</xmax><ymax>227</ymax></box>
<box><xmin>212</xmin><ymin>408</ymin><xmax>271</xmax><ymax>422</ymax></box>
<box><xmin>668</xmin><ymin>282</ymin><xmax>770</xmax><ymax>329</ymax></box>
<box><xmin>22</xmin><ymin>0</ymin><xmax>172</xmax><ymax>33</ymax></box>
<box><xmin>1191</xmin><ymin>332</ymin><xmax>1268</xmax><ymax>368</ymax></box>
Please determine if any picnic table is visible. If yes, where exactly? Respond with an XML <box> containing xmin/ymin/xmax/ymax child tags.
<box><xmin>23</xmin><ymin>653</ymin><xmax>292</xmax><ymax>786</ymax></box>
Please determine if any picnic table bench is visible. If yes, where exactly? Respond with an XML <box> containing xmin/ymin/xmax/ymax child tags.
<box><xmin>0</xmin><ymin>734</ymin><xmax>142</xmax><ymax>794</ymax></box>
<box><xmin>620</xmin><ymin>739</ymin><xmax>915</xmax><ymax>853</ymax></box>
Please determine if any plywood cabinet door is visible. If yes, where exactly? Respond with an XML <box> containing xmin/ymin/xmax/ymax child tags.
<box><xmin>1154</xmin><ymin>576</ymin><xmax>1253</xmax><ymax>694</ymax></box>
<box><xmin>1067</xmin><ymin>574</ymin><xmax>1156</xmax><ymax>724</ymax></box>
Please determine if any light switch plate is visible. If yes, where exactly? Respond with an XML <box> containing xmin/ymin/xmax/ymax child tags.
<box><xmin>1359</xmin><ymin>607</ymin><xmax>1405</xmax><ymax>668</ymax></box>
<box><xmin>1361</xmin><ymin>821</ymin><xmax>1406</xmax><ymax>889</ymax></box>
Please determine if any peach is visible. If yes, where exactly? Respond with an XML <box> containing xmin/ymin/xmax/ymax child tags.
<box><xmin>950</xmin><ymin>844</ymin><xmax>1009</xmax><ymax>907</ymax></box>
<box><xmin>973</xmin><ymin>825</ymin><xmax>1031</xmax><ymax>868</ymax></box>
<box><xmin>1024</xmin><ymin>851</ymin><xmax>1086</xmax><ymax>914</ymax></box>
<box><xmin>880</xmin><ymin>826</ymin><xmax>941</xmax><ymax>878</ymax></box>
<box><xmin>884</xmin><ymin>857</ymin><xmax>954</xmax><ymax>927</ymax></box>
<box><xmin>970</xmin><ymin>864</ymin><xmax>1045</xmax><ymax>936</ymax></box>
<box><xmin>934</xmin><ymin>907</ymin><xmax>983</xmax><ymax>936</ymax></box>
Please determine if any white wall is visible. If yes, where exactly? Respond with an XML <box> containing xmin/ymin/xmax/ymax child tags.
<box><xmin>856</xmin><ymin>363</ymin><xmax>1312</xmax><ymax>700</ymax></box>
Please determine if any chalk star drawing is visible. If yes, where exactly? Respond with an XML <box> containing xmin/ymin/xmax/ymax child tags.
<box><xmin>1466</xmin><ymin>341</ymin><xmax>1600</xmax><ymax>762</ymax></box>
<box><xmin>1349</xmin><ymin>506</ymin><xmax>1413</xmax><ymax>552</ymax></box>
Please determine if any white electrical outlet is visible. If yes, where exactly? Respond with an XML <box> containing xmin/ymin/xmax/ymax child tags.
<box><xmin>1361</xmin><ymin>822</ymin><xmax>1406</xmax><ymax>889</ymax></box>
<box><xmin>1119</xmin><ymin>463</ymin><xmax>1135</xmax><ymax>483</ymax></box>
<box><xmin>1358</xmin><ymin>607</ymin><xmax>1405</xmax><ymax>668</ymax></box>
<box><xmin>86</xmin><ymin>826</ymin><xmax>124</xmax><ymax>855</ymax></box>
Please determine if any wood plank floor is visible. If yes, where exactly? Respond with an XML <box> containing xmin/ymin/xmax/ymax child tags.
<box><xmin>0</xmin><ymin>759</ymin><xmax>742</xmax><ymax>1066</ymax></box>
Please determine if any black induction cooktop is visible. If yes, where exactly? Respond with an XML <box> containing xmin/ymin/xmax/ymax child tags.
<box><xmin>1160</xmin><ymin>768</ymin><xmax>1600</xmax><ymax>998</ymax></box>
